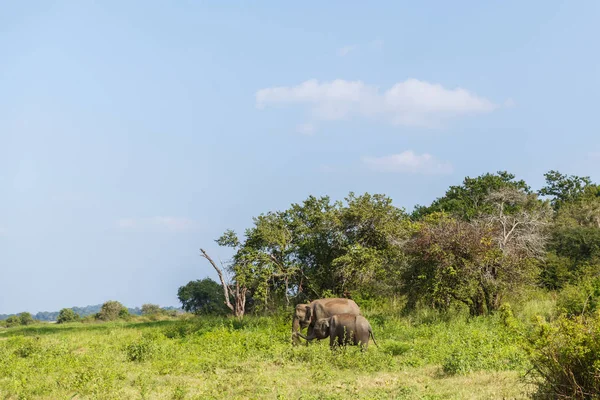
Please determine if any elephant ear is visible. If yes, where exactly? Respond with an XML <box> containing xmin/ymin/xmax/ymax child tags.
<box><xmin>304</xmin><ymin>305</ymin><xmax>311</xmax><ymax>320</ymax></box>
<box><xmin>313</xmin><ymin>302</ymin><xmax>328</xmax><ymax>321</ymax></box>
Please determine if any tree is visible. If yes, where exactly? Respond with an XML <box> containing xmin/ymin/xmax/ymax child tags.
<box><xmin>404</xmin><ymin>188</ymin><xmax>550</xmax><ymax>315</ymax></box>
<box><xmin>412</xmin><ymin>171</ymin><xmax>530</xmax><ymax>221</ymax></box>
<box><xmin>19</xmin><ymin>312</ymin><xmax>34</xmax><ymax>326</ymax></box>
<box><xmin>96</xmin><ymin>301</ymin><xmax>129</xmax><ymax>321</ymax></box>
<box><xmin>200</xmin><ymin>242</ymin><xmax>248</xmax><ymax>318</ymax></box>
<box><xmin>141</xmin><ymin>304</ymin><xmax>162</xmax><ymax>316</ymax></box>
<box><xmin>56</xmin><ymin>308</ymin><xmax>80</xmax><ymax>324</ymax></box>
<box><xmin>177</xmin><ymin>278</ymin><xmax>230</xmax><ymax>315</ymax></box>
<box><xmin>539</xmin><ymin>170</ymin><xmax>599</xmax><ymax>209</ymax></box>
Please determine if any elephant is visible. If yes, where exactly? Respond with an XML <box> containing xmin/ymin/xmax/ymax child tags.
<box><xmin>299</xmin><ymin>313</ymin><xmax>379</xmax><ymax>350</ymax></box>
<box><xmin>291</xmin><ymin>298</ymin><xmax>361</xmax><ymax>345</ymax></box>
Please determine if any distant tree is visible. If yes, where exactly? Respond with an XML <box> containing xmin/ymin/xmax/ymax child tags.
<box><xmin>412</xmin><ymin>171</ymin><xmax>530</xmax><ymax>221</ymax></box>
<box><xmin>4</xmin><ymin>315</ymin><xmax>21</xmax><ymax>327</ymax></box>
<box><xmin>177</xmin><ymin>278</ymin><xmax>230</xmax><ymax>316</ymax></box>
<box><xmin>141</xmin><ymin>304</ymin><xmax>162</xmax><ymax>315</ymax></box>
<box><xmin>19</xmin><ymin>312</ymin><xmax>35</xmax><ymax>326</ymax></box>
<box><xmin>56</xmin><ymin>308</ymin><xmax>80</xmax><ymax>324</ymax></box>
<box><xmin>96</xmin><ymin>301</ymin><xmax>129</xmax><ymax>321</ymax></box>
<box><xmin>539</xmin><ymin>170</ymin><xmax>599</xmax><ymax>209</ymax></box>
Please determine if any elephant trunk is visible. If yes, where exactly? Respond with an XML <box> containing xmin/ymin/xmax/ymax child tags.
<box><xmin>291</xmin><ymin>317</ymin><xmax>301</xmax><ymax>344</ymax></box>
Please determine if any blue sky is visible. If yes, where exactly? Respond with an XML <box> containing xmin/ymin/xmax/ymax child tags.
<box><xmin>1</xmin><ymin>1</ymin><xmax>599</xmax><ymax>314</ymax></box>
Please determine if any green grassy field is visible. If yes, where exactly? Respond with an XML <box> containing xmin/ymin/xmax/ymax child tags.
<box><xmin>0</xmin><ymin>305</ymin><xmax>541</xmax><ymax>400</ymax></box>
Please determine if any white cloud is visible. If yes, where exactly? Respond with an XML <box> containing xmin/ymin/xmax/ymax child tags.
<box><xmin>337</xmin><ymin>45</ymin><xmax>357</xmax><ymax>57</ymax></box>
<box><xmin>362</xmin><ymin>151</ymin><xmax>453</xmax><ymax>175</ymax></box>
<box><xmin>117</xmin><ymin>217</ymin><xmax>196</xmax><ymax>232</ymax></box>
<box><xmin>296</xmin><ymin>123</ymin><xmax>316</xmax><ymax>135</ymax></box>
<box><xmin>256</xmin><ymin>79</ymin><xmax>498</xmax><ymax>128</ymax></box>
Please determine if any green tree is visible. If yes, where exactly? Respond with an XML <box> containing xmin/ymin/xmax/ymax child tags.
<box><xmin>404</xmin><ymin>188</ymin><xmax>550</xmax><ymax>315</ymax></box>
<box><xmin>96</xmin><ymin>300</ymin><xmax>129</xmax><ymax>321</ymax></box>
<box><xmin>177</xmin><ymin>278</ymin><xmax>230</xmax><ymax>315</ymax></box>
<box><xmin>56</xmin><ymin>308</ymin><xmax>80</xmax><ymax>324</ymax></box>
<box><xmin>19</xmin><ymin>312</ymin><xmax>35</xmax><ymax>326</ymax></box>
<box><xmin>141</xmin><ymin>304</ymin><xmax>162</xmax><ymax>315</ymax></box>
<box><xmin>4</xmin><ymin>315</ymin><xmax>21</xmax><ymax>327</ymax></box>
<box><xmin>412</xmin><ymin>171</ymin><xmax>530</xmax><ymax>221</ymax></box>
<box><xmin>539</xmin><ymin>170</ymin><xmax>599</xmax><ymax>210</ymax></box>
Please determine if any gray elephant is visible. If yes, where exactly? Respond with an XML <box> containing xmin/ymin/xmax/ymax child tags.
<box><xmin>292</xmin><ymin>298</ymin><xmax>361</xmax><ymax>345</ymax></box>
<box><xmin>299</xmin><ymin>313</ymin><xmax>378</xmax><ymax>350</ymax></box>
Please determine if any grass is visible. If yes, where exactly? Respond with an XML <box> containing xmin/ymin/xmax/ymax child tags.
<box><xmin>0</xmin><ymin>310</ymin><xmax>536</xmax><ymax>399</ymax></box>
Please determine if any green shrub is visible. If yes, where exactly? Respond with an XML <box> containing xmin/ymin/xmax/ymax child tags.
<box><xmin>525</xmin><ymin>312</ymin><xmax>600</xmax><ymax>399</ymax></box>
<box><xmin>57</xmin><ymin>308</ymin><xmax>80</xmax><ymax>324</ymax></box>
<box><xmin>125</xmin><ymin>338</ymin><xmax>157</xmax><ymax>362</ymax></box>
<box><xmin>19</xmin><ymin>312</ymin><xmax>35</xmax><ymax>326</ymax></box>
<box><xmin>557</xmin><ymin>276</ymin><xmax>600</xmax><ymax>317</ymax></box>
<box><xmin>141</xmin><ymin>304</ymin><xmax>162</xmax><ymax>316</ymax></box>
<box><xmin>96</xmin><ymin>300</ymin><xmax>129</xmax><ymax>321</ymax></box>
<box><xmin>4</xmin><ymin>315</ymin><xmax>21</xmax><ymax>327</ymax></box>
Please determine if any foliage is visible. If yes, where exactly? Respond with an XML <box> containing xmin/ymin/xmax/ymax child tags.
<box><xmin>140</xmin><ymin>304</ymin><xmax>162</xmax><ymax>315</ymax></box>
<box><xmin>525</xmin><ymin>312</ymin><xmax>600</xmax><ymax>399</ymax></box>
<box><xmin>0</xmin><ymin>307</ymin><xmax>531</xmax><ymax>399</ymax></box>
<box><xmin>56</xmin><ymin>308</ymin><xmax>80</xmax><ymax>324</ymax></box>
<box><xmin>18</xmin><ymin>313</ymin><xmax>34</xmax><ymax>326</ymax></box>
<box><xmin>212</xmin><ymin>192</ymin><xmax>411</xmax><ymax>316</ymax></box>
<box><xmin>404</xmin><ymin>187</ymin><xmax>549</xmax><ymax>316</ymax></box>
<box><xmin>412</xmin><ymin>171</ymin><xmax>530</xmax><ymax>220</ymax></box>
<box><xmin>556</xmin><ymin>275</ymin><xmax>600</xmax><ymax>317</ymax></box>
<box><xmin>96</xmin><ymin>300</ymin><xmax>130</xmax><ymax>321</ymax></box>
<box><xmin>177</xmin><ymin>278</ymin><xmax>230</xmax><ymax>315</ymax></box>
<box><xmin>539</xmin><ymin>170</ymin><xmax>600</xmax><ymax>210</ymax></box>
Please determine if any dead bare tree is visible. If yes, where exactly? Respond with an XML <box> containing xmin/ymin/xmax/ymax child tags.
<box><xmin>200</xmin><ymin>248</ymin><xmax>247</xmax><ymax>318</ymax></box>
<box><xmin>474</xmin><ymin>187</ymin><xmax>552</xmax><ymax>311</ymax></box>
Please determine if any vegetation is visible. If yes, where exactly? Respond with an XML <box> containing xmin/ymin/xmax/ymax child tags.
<box><xmin>3</xmin><ymin>169</ymin><xmax>600</xmax><ymax>398</ymax></box>
<box><xmin>0</xmin><ymin>300</ymin><xmax>536</xmax><ymax>399</ymax></box>
<box><xmin>56</xmin><ymin>308</ymin><xmax>80</xmax><ymax>324</ymax></box>
<box><xmin>177</xmin><ymin>279</ymin><xmax>230</xmax><ymax>316</ymax></box>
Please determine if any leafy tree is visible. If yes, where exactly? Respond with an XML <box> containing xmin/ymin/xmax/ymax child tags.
<box><xmin>96</xmin><ymin>301</ymin><xmax>129</xmax><ymax>321</ymax></box>
<box><xmin>19</xmin><ymin>312</ymin><xmax>35</xmax><ymax>326</ymax></box>
<box><xmin>404</xmin><ymin>188</ymin><xmax>550</xmax><ymax>315</ymax></box>
<box><xmin>177</xmin><ymin>278</ymin><xmax>230</xmax><ymax>315</ymax></box>
<box><xmin>412</xmin><ymin>171</ymin><xmax>530</xmax><ymax>221</ymax></box>
<box><xmin>4</xmin><ymin>315</ymin><xmax>21</xmax><ymax>327</ymax></box>
<box><xmin>141</xmin><ymin>304</ymin><xmax>162</xmax><ymax>315</ymax></box>
<box><xmin>539</xmin><ymin>170</ymin><xmax>599</xmax><ymax>209</ymax></box>
<box><xmin>56</xmin><ymin>308</ymin><xmax>80</xmax><ymax>324</ymax></box>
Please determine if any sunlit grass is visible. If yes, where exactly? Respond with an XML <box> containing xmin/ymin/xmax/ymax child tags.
<box><xmin>0</xmin><ymin>311</ymin><xmax>535</xmax><ymax>399</ymax></box>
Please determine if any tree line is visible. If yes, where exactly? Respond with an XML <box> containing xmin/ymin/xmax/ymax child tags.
<box><xmin>184</xmin><ymin>170</ymin><xmax>600</xmax><ymax>318</ymax></box>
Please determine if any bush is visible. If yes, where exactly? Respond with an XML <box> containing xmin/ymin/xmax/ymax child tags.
<box><xmin>141</xmin><ymin>304</ymin><xmax>162</xmax><ymax>316</ymax></box>
<box><xmin>56</xmin><ymin>308</ymin><xmax>80</xmax><ymax>324</ymax></box>
<box><xmin>557</xmin><ymin>275</ymin><xmax>600</xmax><ymax>317</ymax></box>
<box><xmin>96</xmin><ymin>301</ymin><xmax>129</xmax><ymax>321</ymax></box>
<box><xmin>4</xmin><ymin>315</ymin><xmax>21</xmax><ymax>327</ymax></box>
<box><xmin>19</xmin><ymin>312</ymin><xmax>35</xmax><ymax>326</ymax></box>
<box><xmin>525</xmin><ymin>312</ymin><xmax>600</xmax><ymax>399</ymax></box>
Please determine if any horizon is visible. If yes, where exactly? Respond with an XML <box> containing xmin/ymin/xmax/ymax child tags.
<box><xmin>2</xmin><ymin>1</ymin><xmax>599</xmax><ymax>315</ymax></box>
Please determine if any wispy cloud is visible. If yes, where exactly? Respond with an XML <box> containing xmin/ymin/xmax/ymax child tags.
<box><xmin>296</xmin><ymin>123</ymin><xmax>316</xmax><ymax>135</ymax></box>
<box><xmin>117</xmin><ymin>217</ymin><xmax>196</xmax><ymax>233</ymax></box>
<box><xmin>362</xmin><ymin>151</ymin><xmax>453</xmax><ymax>175</ymax></box>
<box><xmin>256</xmin><ymin>78</ymin><xmax>498</xmax><ymax>128</ymax></box>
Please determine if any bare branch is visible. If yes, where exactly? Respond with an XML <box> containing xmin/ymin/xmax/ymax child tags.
<box><xmin>200</xmin><ymin>248</ymin><xmax>234</xmax><ymax>312</ymax></box>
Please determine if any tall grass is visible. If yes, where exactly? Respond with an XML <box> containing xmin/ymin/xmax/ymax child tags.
<box><xmin>0</xmin><ymin>303</ymin><xmax>536</xmax><ymax>399</ymax></box>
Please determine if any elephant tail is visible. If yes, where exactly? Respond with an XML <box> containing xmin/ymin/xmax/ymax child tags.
<box><xmin>369</xmin><ymin>329</ymin><xmax>379</xmax><ymax>348</ymax></box>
